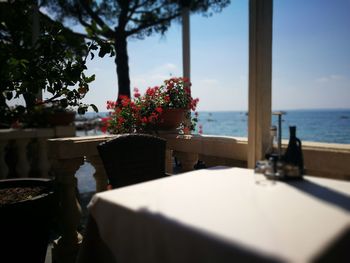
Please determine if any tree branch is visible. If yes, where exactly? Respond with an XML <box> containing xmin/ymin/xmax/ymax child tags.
<box><xmin>127</xmin><ymin>0</ymin><xmax>141</xmax><ymax>21</ymax></box>
<box><xmin>117</xmin><ymin>0</ymin><xmax>130</xmax><ymax>31</ymax></box>
<box><xmin>79</xmin><ymin>0</ymin><xmax>114</xmax><ymax>38</ymax></box>
<box><xmin>39</xmin><ymin>11</ymin><xmax>96</xmax><ymax>41</ymax></box>
<box><xmin>126</xmin><ymin>12</ymin><xmax>181</xmax><ymax>37</ymax></box>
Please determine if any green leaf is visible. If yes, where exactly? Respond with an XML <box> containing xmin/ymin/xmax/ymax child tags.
<box><xmin>90</xmin><ymin>43</ymin><xmax>98</xmax><ymax>51</ymax></box>
<box><xmin>98</xmin><ymin>42</ymin><xmax>112</xmax><ymax>58</ymax></box>
<box><xmin>85</xmin><ymin>74</ymin><xmax>95</xmax><ymax>83</ymax></box>
<box><xmin>16</xmin><ymin>105</ymin><xmax>26</xmax><ymax>114</ymax></box>
<box><xmin>5</xmin><ymin>91</ymin><xmax>13</xmax><ymax>100</ymax></box>
<box><xmin>90</xmin><ymin>104</ymin><xmax>98</xmax><ymax>112</ymax></box>
<box><xmin>86</xmin><ymin>27</ymin><xmax>94</xmax><ymax>37</ymax></box>
<box><xmin>78</xmin><ymin>107</ymin><xmax>86</xmax><ymax>115</ymax></box>
<box><xmin>60</xmin><ymin>99</ymin><xmax>68</xmax><ymax>108</ymax></box>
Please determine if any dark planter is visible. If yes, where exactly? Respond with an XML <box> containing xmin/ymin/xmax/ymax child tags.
<box><xmin>0</xmin><ymin>178</ymin><xmax>57</xmax><ymax>263</ymax></box>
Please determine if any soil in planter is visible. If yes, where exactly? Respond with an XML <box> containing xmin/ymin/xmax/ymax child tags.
<box><xmin>0</xmin><ymin>186</ymin><xmax>47</xmax><ymax>206</ymax></box>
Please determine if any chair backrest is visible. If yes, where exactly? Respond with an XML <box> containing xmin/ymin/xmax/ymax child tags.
<box><xmin>97</xmin><ymin>133</ymin><xmax>167</xmax><ymax>188</ymax></box>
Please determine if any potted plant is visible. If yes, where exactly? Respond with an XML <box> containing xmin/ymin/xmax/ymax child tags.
<box><xmin>101</xmin><ymin>77</ymin><xmax>199</xmax><ymax>134</ymax></box>
<box><xmin>0</xmin><ymin>178</ymin><xmax>57</xmax><ymax>263</ymax></box>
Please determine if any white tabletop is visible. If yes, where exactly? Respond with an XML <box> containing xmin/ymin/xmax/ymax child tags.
<box><xmin>82</xmin><ymin>167</ymin><xmax>350</xmax><ymax>263</ymax></box>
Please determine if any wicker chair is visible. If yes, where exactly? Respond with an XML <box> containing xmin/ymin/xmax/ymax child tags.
<box><xmin>97</xmin><ymin>133</ymin><xmax>168</xmax><ymax>189</ymax></box>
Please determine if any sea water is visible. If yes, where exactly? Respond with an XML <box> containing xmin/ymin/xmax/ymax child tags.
<box><xmin>197</xmin><ymin>109</ymin><xmax>350</xmax><ymax>144</ymax></box>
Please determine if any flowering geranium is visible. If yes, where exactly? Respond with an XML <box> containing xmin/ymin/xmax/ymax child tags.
<box><xmin>102</xmin><ymin>77</ymin><xmax>199</xmax><ymax>134</ymax></box>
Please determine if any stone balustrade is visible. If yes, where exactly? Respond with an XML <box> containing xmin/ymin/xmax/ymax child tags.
<box><xmin>0</xmin><ymin>127</ymin><xmax>75</xmax><ymax>179</ymax></box>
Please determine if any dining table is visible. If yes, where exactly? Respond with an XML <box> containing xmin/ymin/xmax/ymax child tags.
<box><xmin>76</xmin><ymin>166</ymin><xmax>350</xmax><ymax>263</ymax></box>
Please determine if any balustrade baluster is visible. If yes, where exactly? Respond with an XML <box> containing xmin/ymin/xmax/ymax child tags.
<box><xmin>88</xmin><ymin>155</ymin><xmax>108</xmax><ymax>192</ymax></box>
<box><xmin>37</xmin><ymin>138</ymin><xmax>50</xmax><ymax>178</ymax></box>
<box><xmin>51</xmin><ymin>157</ymin><xmax>84</xmax><ymax>263</ymax></box>
<box><xmin>15</xmin><ymin>138</ymin><xmax>31</xmax><ymax>178</ymax></box>
<box><xmin>174</xmin><ymin>151</ymin><xmax>198</xmax><ymax>172</ymax></box>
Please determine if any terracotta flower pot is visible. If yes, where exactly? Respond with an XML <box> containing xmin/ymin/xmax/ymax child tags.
<box><xmin>157</xmin><ymin>108</ymin><xmax>186</xmax><ymax>130</ymax></box>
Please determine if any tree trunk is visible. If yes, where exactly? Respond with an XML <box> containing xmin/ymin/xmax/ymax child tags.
<box><xmin>114</xmin><ymin>33</ymin><xmax>131</xmax><ymax>98</ymax></box>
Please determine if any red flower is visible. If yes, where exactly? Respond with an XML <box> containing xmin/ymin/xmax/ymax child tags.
<box><xmin>121</xmin><ymin>98</ymin><xmax>129</xmax><ymax>107</ymax></box>
<box><xmin>118</xmin><ymin>95</ymin><xmax>128</xmax><ymax>101</ymax></box>
<box><xmin>183</xmin><ymin>77</ymin><xmax>190</xmax><ymax>83</ymax></box>
<box><xmin>100</xmin><ymin>126</ymin><xmax>107</xmax><ymax>133</ymax></box>
<box><xmin>101</xmin><ymin>117</ymin><xmax>111</xmax><ymax>123</ymax></box>
<box><xmin>164</xmin><ymin>95</ymin><xmax>171</xmax><ymax>103</ymax></box>
<box><xmin>106</xmin><ymin>100</ymin><xmax>117</xmax><ymax>110</ymax></box>
<box><xmin>183</xmin><ymin>127</ymin><xmax>190</xmax><ymax>134</ymax></box>
<box><xmin>118</xmin><ymin>117</ymin><xmax>125</xmax><ymax>125</ymax></box>
<box><xmin>146</xmin><ymin>87</ymin><xmax>155</xmax><ymax>96</ymax></box>
<box><xmin>155</xmin><ymin>107</ymin><xmax>163</xmax><ymax>114</ymax></box>
<box><xmin>167</xmin><ymin>83</ymin><xmax>174</xmax><ymax>90</ymax></box>
<box><xmin>133</xmin><ymin>87</ymin><xmax>141</xmax><ymax>98</ymax></box>
<box><xmin>100</xmin><ymin>117</ymin><xmax>111</xmax><ymax>133</ymax></box>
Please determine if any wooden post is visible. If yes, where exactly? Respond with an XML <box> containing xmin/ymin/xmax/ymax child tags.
<box><xmin>248</xmin><ymin>0</ymin><xmax>273</xmax><ymax>168</ymax></box>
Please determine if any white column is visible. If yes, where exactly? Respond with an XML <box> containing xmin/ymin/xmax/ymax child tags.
<box><xmin>15</xmin><ymin>139</ymin><xmax>31</xmax><ymax>177</ymax></box>
<box><xmin>0</xmin><ymin>140</ymin><xmax>9</xmax><ymax>179</ymax></box>
<box><xmin>182</xmin><ymin>6</ymin><xmax>190</xmax><ymax>80</ymax></box>
<box><xmin>248</xmin><ymin>0</ymin><xmax>273</xmax><ymax>168</ymax></box>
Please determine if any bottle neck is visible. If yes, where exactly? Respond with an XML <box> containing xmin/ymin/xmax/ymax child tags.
<box><xmin>289</xmin><ymin>126</ymin><xmax>296</xmax><ymax>138</ymax></box>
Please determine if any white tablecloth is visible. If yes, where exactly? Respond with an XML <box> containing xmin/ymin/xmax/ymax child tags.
<box><xmin>78</xmin><ymin>167</ymin><xmax>350</xmax><ymax>263</ymax></box>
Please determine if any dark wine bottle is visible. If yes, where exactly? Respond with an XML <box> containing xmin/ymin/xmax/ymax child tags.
<box><xmin>283</xmin><ymin>126</ymin><xmax>304</xmax><ymax>177</ymax></box>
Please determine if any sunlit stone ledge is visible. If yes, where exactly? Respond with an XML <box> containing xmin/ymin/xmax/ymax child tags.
<box><xmin>48</xmin><ymin>133</ymin><xmax>350</xmax><ymax>181</ymax></box>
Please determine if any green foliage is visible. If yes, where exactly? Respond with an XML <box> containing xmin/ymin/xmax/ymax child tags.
<box><xmin>0</xmin><ymin>0</ymin><xmax>114</xmax><ymax>128</ymax></box>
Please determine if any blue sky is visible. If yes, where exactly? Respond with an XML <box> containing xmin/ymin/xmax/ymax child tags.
<box><xmin>81</xmin><ymin>0</ymin><xmax>350</xmax><ymax>112</ymax></box>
